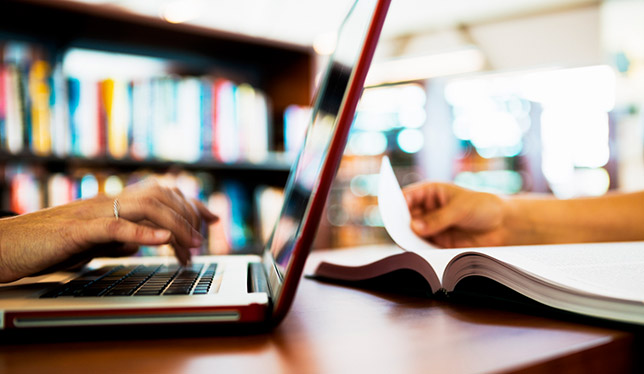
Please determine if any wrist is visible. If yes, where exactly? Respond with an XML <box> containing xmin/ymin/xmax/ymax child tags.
<box><xmin>499</xmin><ymin>196</ymin><xmax>534</xmax><ymax>246</ymax></box>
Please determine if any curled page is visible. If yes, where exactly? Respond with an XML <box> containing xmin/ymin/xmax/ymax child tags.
<box><xmin>378</xmin><ymin>156</ymin><xmax>438</xmax><ymax>251</ymax></box>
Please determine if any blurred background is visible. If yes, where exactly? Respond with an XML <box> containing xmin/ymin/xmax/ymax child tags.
<box><xmin>2</xmin><ymin>0</ymin><xmax>643</xmax><ymax>252</ymax></box>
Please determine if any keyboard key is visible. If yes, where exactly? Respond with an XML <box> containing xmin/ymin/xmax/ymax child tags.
<box><xmin>163</xmin><ymin>289</ymin><xmax>191</xmax><ymax>295</ymax></box>
<box><xmin>105</xmin><ymin>289</ymin><xmax>135</xmax><ymax>296</ymax></box>
<box><xmin>135</xmin><ymin>291</ymin><xmax>162</xmax><ymax>296</ymax></box>
<box><xmin>41</xmin><ymin>262</ymin><xmax>219</xmax><ymax>298</ymax></box>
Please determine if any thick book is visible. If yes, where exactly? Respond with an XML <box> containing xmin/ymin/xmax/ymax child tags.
<box><xmin>312</xmin><ymin>157</ymin><xmax>644</xmax><ymax>325</ymax></box>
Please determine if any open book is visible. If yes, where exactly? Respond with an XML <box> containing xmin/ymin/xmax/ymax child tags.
<box><xmin>312</xmin><ymin>157</ymin><xmax>644</xmax><ymax>325</ymax></box>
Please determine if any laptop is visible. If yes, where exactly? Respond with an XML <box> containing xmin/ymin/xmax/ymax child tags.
<box><xmin>0</xmin><ymin>0</ymin><xmax>391</xmax><ymax>329</ymax></box>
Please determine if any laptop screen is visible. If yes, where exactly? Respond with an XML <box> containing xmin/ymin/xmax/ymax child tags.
<box><xmin>265</xmin><ymin>0</ymin><xmax>380</xmax><ymax>280</ymax></box>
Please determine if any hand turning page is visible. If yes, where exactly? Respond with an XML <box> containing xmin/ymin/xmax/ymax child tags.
<box><xmin>313</xmin><ymin>156</ymin><xmax>644</xmax><ymax>325</ymax></box>
<box><xmin>377</xmin><ymin>156</ymin><xmax>438</xmax><ymax>251</ymax></box>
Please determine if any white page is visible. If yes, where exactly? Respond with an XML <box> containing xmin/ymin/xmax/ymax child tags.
<box><xmin>377</xmin><ymin>156</ymin><xmax>438</xmax><ymax>252</ymax></box>
<box><xmin>470</xmin><ymin>242</ymin><xmax>644</xmax><ymax>302</ymax></box>
<box><xmin>378</xmin><ymin>156</ymin><xmax>462</xmax><ymax>281</ymax></box>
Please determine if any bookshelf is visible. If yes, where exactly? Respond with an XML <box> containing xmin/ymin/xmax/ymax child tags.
<box><xmin>0</xmin><ymin>0</ymin><xmax>315</xmax><ymax>254</ymax></box>
<box><xmin>0</xmin><ymin>0</ymin><xmax>313</xmax><ymax>144</ymax></box>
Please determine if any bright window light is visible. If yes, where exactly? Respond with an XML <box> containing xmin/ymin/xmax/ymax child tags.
<box><xmin>520</xmin><ymin>65</ymin><xmax>616</xmax><ymax>111</ymax></box>
<box><xmin>454</xmin><ymin>170</ymin><xmax>523</xmax><ymax>194</ymax></box>
<box><xmin>445</xmin><ymin>65</ymin><xmax>615</xmax><ymax>198</ymax></box>
<box><xmin>162</xmin><ymin>0</ymin><xmax>200</xmax><ymax>24</ymax></box>
<box><xmin>313</xmin><ymin>32</ymin><xmax>337</xmax><ymax>56</ymax></box>
<box><xmin>398</xmin><ymin>106</ymin><xmax>426</xmax><ymax>129</ymax></box>
<box><xmin>347</xmin><ymin>131</ymin><xmax>387</xmax><ymax>156</ymax></box>
<box><xmin>366</xmin><ymin>47</ymin><xmax>485</xmax><ymax>86</ymax></box>
<box><xmin>64</xmin><ymin>49</ymin><xmax>167</xmax><ymax>80</ymax></box>
<box><xmin>469</xmin><ymin>111</ymin><xmax>522</xmax><ymax>150</ymax></box>
<box><xmin>397</xmin><ymin>128</ymin><xmax>424</xmax><ymax>154</ymax></box>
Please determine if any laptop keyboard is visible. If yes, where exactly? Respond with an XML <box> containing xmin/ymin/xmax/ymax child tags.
<box><xmin>40</xmin><ymin>263</ymin><xmax>217</xmax><ymax>298</ymax></box>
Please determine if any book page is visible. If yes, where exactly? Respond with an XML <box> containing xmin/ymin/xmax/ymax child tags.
<box><xmin>377</xmin><ymin>156</ymin><xmax>439</xmax><ymax>253</ymax></box>
<box><xmin>472</xmin><ymin>242</ymin><xmax>644</xmax><ymax>301</ymax></box>
<box><xmin>378</xmin><ymin>156</ymin><xmax>463</xmax><ymax>281</ymax></box>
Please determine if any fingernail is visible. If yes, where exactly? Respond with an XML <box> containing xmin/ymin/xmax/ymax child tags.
<box><xmin>412</xmin><ymin>220</ymin><xmax>425</xmax><ymax>232</ymax></box>
<box><xmin>155</xmin><ymin>229</ymin><xmax>171</xmax><ymax>240</ymax></box>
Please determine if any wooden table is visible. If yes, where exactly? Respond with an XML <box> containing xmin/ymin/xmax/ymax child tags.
<box><xmin>0</xmin><ymin>250</ymin><xmax>638</xmax><ymax>374</ymax></box>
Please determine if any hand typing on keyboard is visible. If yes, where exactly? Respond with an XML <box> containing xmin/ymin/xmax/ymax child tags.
<box><xmin>0</xmin><ymin>178</ymin><xmax>219</xmax><ymax>283</ymax></box>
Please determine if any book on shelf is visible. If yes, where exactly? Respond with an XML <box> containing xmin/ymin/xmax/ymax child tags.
<box><xmin>212</xmin><ymin>79</ymin><xmax>239</xmax><ymax>163</ymax></box>
<box><xmin>310</xmin><ymin>156</ymin><xmax>644</xmax><ymax>325</ymax></box>
<box><xmin>1</xmin><ymin>44</ymin><xmax>28</xmax><ymax>154</ymax></box>
<box><xmin>254</xmin><ymin>185</ymin><xmax>284</xmax><ymax>244</ymax></box>
<box><xmin>283</xmin><ymin>104</ymin><xmax>311</xmax><ymax>161</ymax></box>
<box><xmin>1</xmin><ymin>42</ymin><xmax>276</xmax><ymax>164</ymax></box>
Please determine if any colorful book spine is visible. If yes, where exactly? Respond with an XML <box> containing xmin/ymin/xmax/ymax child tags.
<box><xmin>4</xmin><ymin>64</ymin><xmax>24</xmax><ymax>154</ymax></box>
<box><xmin>102</xmin><ymin>78</ymin><xmax>129</xmax><ymax>159</ymax></box>
<box><xmin>0</xmin><ymin>64</ymin><xmax>6</xmax><ymax>147</ymax></box>
<box><xmin>96</xmin><ymin>80</ymin><xmax>107</xmax><ymax>156</ymax></box>
<box><xmin>130</xmin><ymin>79</ymin><xmax>151</xmax><ymax>160</ymax></box>
<box><xmin>221</xmin><ymin>180</ymin><xmax>252</xmax><ymax>250</ymax></box>
<box><xmin>284</xmin><ymin>104</ymin><xmax>311</xmax><ymax>160</ymax></box>
<box><xmin>200</xmin><ymin>78</ymin><xmax>213</xmax><ymax>159</ymax></box>
<box><xmin>72</xmin><ymin>76</ymin><xmax>100</xmax><ymax>157</ymax></box>
<box><xmin>237</xmin><ymin>84</ymin><xmax>270</xmax><ymax>163</ymax></box>
<box><xmin>51</xmin><ymin>65</ymin><xmax>70</xmax><ymax>157</ymax></box>
<box><xmin>212</xmin><ymin>79</ymin><xmax>239</xmax><ymax>162</ymax></box>
<box><xmin>173</xmin><ymin>77</ymin><xmax>201</xmax><ymax>162</ymax></box>
<box><xmin>2</xmin><ymin>45</ymin><xmax>275</xmax><ymax>164</ymax></box>
<box><xmin>67</xmin><ymin>77</ymin><xmax>81</xmax><ymax>156</ymax></box>
<box><xmin>28</xmin><ymin>59</ymin><xmax>52</xmax><ymax>155</ymax></box>
<box><xmin>6</xmin><ymin>165</ymin><xmax>43</xmax><ymax>214</ymax></box>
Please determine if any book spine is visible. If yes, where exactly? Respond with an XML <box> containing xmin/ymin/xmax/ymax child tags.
<box><xmin>200</xmin><ymin>78</ymin><xmax>212</xmax><ymax>160</ymax></box>
<box><xmin>96</xmin><ymin>80</ymin><xmax>107</xmax><ymax>157</ymax></box>
<box><xmin>130</xmin><ymin>79</ymin><xmax>151</xmax><ymax>160</ymax></box>
<box><xmin>104</xmin><ymin>78</ymin><xmax>129</xmax><ymax>159</ymax></box>
<box><xmin>126</xmin><ymin>81</ymin><xmax>134</xmax><ymax>158</ymax></box>
<box><xmin>0</xmin><ymin>65</ymin><xmax>6</xmax><ymax>149</ymax></box>
<box><xmin>67</xmin><ymin>77</ymin><xmax>81</xmax><ymax>156</ymax></box>
<box><xmin>212</xmin><ymin>79</ymin><xmax>239</xmax><ymax>163</ymax></box>
<box><xmin>28</xmin><ymin>59</ymin><xmax>52</xmax><ymax>155</ymax></box>
<box><xmin>17</xmin><ymin>63</ymin><xmax>32</xmax><ymax>153</ymax></box>
<box><xmin>5</xmin><ymin>64</ymin><xmax>24</xmax><ymax>154</ymax></box>
<box><xmin>284</xmin><ymin>105</ymin><xmax>311</xmax><ymax>160</ymax></box>
<box><xmin>51</xmin><ymin>65</ymin><xmax>70</xmax><ymax>157</ymax></box>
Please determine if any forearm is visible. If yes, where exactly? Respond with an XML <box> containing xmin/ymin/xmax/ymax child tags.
<box><xmin>503</xmin><ymin>191</ymin><xmax>644</xmax><ymax>245</ymax></box>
